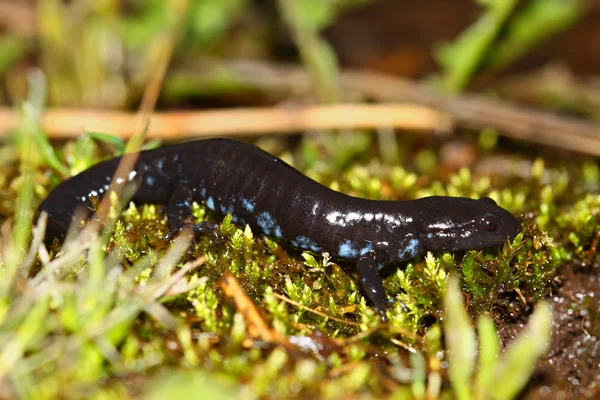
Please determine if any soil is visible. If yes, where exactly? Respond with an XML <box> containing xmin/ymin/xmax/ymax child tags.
<box><xmin>497</xmin><ymin>261</ymin><xmax>600</xmax><ymax>399</ymax></box>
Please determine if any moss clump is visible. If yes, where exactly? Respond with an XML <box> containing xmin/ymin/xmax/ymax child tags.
<box><xmin>2</xmin><ymin>130</ymin><xmax>599</xmax><ymax>398</ymax></box>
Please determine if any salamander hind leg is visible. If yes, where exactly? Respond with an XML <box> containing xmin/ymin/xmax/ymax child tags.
<box><xmin>357</xmin><ymin>251</ymin><xmax>389</xmax><ymax>321</ymax></box>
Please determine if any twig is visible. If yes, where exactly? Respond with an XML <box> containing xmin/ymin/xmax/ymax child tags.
<box><xmin>514</xmin><ymin>287</ymin><xmax>527</xmax><ymax>305</ymax></box>
<box><xmin>79</xmin><ymin>1</ymin><xmax>186</xmax><ymax>235</ymax></box>
<box><xmin>0</xmin><ymin>103</ymin><xmax>452</xmax><ymax>139</ymax></box>
<box><xmin>493</xmin><ymin>63</ymin><xmax>600</xmax><ymax>120</ymax></box>
<box><xmin>205</xmin><ymin>60</ymin><xmax>600</xmax><ymax>156</ymax></box>
<box><xmin>220</xmin><ymin>272</ymin><xmax>289</xmax><ymax>347</ymax></box>
<box><xmin>273</xmin><ymin>292</ymin><xmax>361</xmax><ymax>326</ymax></box>
<box><xmin>21</xmin><ymin>211</ymin><xmax>47</xmax><ymax>277</ymax></box>
<box><xmin>5</xmin><ymin>59</ymin><xmax>598</xmax><ymax>154</ymax></box>
<box><xmin>390</xmin><ymin>337</ymin><xmax>417</xmax><ymax>353</ymax></box>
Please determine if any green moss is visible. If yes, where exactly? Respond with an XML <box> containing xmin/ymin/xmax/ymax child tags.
<box><xmin>2</xmin><ymin>130</ymin><xmax>599</xmax><ymax>399</ymax></box>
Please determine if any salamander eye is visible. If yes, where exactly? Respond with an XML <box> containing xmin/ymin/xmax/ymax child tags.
<box><xmin>482</xmin><ymin>214</ymin><xmax>497</xmax><ymax>232</ymax></box>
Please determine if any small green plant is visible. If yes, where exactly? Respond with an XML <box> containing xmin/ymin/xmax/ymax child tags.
<box><xmin>445</xmin><ymin>276</ymin><xmax>552</xmax><ymax>400</ymax></box>
<box><xmin>436</xmin><ymin>0</ymin><xmax>584</xmax><ymax>91</ymax></box>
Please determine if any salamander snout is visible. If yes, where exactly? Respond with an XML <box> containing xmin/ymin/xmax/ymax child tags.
<box><xmin>498</xmin><ymin>210</ymin><xmax>522</xmax><ymax>241</ymax></box>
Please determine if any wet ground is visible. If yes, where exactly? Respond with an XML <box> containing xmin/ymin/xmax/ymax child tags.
<box><xmin>498</xmin><ymin>260</ymin><xmax>600</xmax><ymax>399</ymax></box>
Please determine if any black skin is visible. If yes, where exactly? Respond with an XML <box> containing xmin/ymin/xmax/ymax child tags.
<box><xmin>38</xmin><ymin>138</ymin><xmax>522</xmax><ymax>318</ymax></box>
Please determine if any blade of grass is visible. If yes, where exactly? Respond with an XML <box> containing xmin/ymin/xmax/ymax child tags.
<box><xmin>277</xmin><ymin>0</ymin><xmax>341</xmax><ymax>103</ymax></box>
<box><xmin>487</xmin><ymin>0</ymin><xmax>585</xmax><ymax>70</ymax></box>
<box><xmin>0</xmin><ymin>295</ymin><xmax>49</xmax><ymax>380</ymax></box>
<box><xmin>490</xmin><ymin>301</ymin><xmax>552</xmax><ymax>400</ymax></box>
<box><xmin>0</xmin><ymin>72</ymin><xmax>44</xmax><ymax>302</ymax></box>
<box><xmin>475</xmin><ymin>315</ymin><xmax>500</xmax><ymax>400</ymax></box>
<box><xmin>444</xmin><ymin>276</ymin><xmax>475</xmax><ymax>400</ymax></box>
<box><xmin>21</xmin><ymin>70</ymin><xmax>69</xmax><ymax>176</ymax></box>
<box><xmin>435</xmin><ymin>0</ymin><xmax>519</xmax><ymax>92</ymax></box>
<box><xmin>0</xmin><ymin>36</ymin><xmax>29</xmax><ymax>77</ymax></box>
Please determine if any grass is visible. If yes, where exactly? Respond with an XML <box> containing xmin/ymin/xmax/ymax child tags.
<box><xmin>0</xmin><ymin>1</ymin><xmax>595</xmax><ymax>398</ymax></box>
<box><xmin>0</xmin><ymin>101</ymin><xmax>595</xmax><ymax>398</ymax></box>
<box><xmin>435</xmin><ymin>0</ymin><xmax>584</xmax><ymax>92</ymax></box>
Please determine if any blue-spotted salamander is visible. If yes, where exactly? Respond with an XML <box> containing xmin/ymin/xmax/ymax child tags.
<box><xmin>38</xmin><ymin>138</ymin><xmax>521</xmax><ymax>317</ymax></box>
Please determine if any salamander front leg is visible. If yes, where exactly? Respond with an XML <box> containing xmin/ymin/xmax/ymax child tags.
<box><xmin>163</xmin><ymin>178</ymin><xmax>222</xmax><ymax>247</ymax></box>
<box><xmin>357</xmin><ymin>252</ymin><xmax>389</xmax><ymax>321</ymax></box>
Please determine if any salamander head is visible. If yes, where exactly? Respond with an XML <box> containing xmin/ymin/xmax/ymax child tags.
<box><xmin>416</xmin><ymin>196</ymin><xmax>521</xmax><ymax>252</ymax></box>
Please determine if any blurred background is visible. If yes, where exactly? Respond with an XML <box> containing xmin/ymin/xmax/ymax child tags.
<box><xmin>2</xmin><ymin>3</ymin><xmax>600</xmax><ymax>399</ymax></box>
<box><xmin>0</xmin><ymin>0</ymin><xmax>598</xmax><ymax>120</ymax></box>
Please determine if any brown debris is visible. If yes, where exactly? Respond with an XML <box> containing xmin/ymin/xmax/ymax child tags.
<box><xmin>220</xmin><ymin>272</ymin><xmax>289</xmax><ymax>348</ymax></box>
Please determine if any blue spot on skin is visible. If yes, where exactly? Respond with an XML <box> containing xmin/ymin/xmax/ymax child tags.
<box><xmin>205</xmin><ymin>197</ymin><xmax>215</xmax><ymax>210</ymax></box>
<box><xmin>427</xmin><ymin>233</ymin><xmax>433</xmax><ymax>239</ymax></box>
<box><xmin>257</xmin><ymin>212</ymin><xmax>280</xmax><ymax>236</ymax></box>
<box><xmin>274</xmin><ymin>226</ymin><xmax>283</xmax><ymax>238</ymax></box>
<box><xmin>177</xmin><ymin>200</ymin><xmax>191</xmax><ymax>208</ymax></box>
<box><xmin>219</xmin><ymin>204</ymin><xmax>227</xmax><ymax>214</ymax></box>
<box><xmin>296</xmin><ymin>236</ymin><xmax>311</xmax><ymax>247</ymax></box>
<box><xmin>359</xmin><ymin>243</ymin><xmax>373</xmax><ymax>256</ymax></box>
<box><xmin>241</xmin><ymin>197</ymin><xmax>256</xmax><ymax>212</ymax></box>
<box><xmin>398</xmin><ymin>238</ymin><xmax>420</xmax><ymax>259</ymax></box>
<box><xmin>338</xmin><ymin>240</ymin><xmax>358</xmax><ymax>258</ymax></box>
<box><xmin>145</xmin><ymin>176</ymin><xmax>155</xmax><ymax>186</ymax></box>
<box><xmin>406</xmin><ymin>238</ymin><xmax>419</xmax><ymax>255</ymax></box>
<box><xmin>294</xmin><ymin>236</ymin><xmax>321</xmax><ymax>252</ymax></box>
<box><xmin>199</xmin><ymin>187</ymin><xmax>207</xmax><ymax>198</ymax></box>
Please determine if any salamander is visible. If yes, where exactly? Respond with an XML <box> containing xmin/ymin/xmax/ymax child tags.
<box><xmin>38</xmin><ymin>138</ymin><xmax>522</xmax><ymax>316</ymax></box>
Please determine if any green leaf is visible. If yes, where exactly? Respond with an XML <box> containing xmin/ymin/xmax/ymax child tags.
<box><xmin>475</xmin><ymin>315</ymin><xmax>500</xmax><ymax>399</ymax></box>
<box><xmin>410</xmin><ymin>351</ymin><xmax>426</xmax><ymax>399</ymax></box>
<box><xmin>87</xmin><ymin>131</ymin><xmax>126</xmax><ymax>154</ymax></box>
<box><xmin>0</xmin><ymin>36</ymin><xmax>30</xmax><ymax>76</ymax></box>
<box><xmin>277</xmin><ymin>0</ymin><xmax>341</xmax><ymax>103</ymax></box>
<box><xmin>145</xmin><ymin>370</ymin><xmax>243</xmax><ymax>399</ymax></box>
<box><xmin>70</xmin><ymin>135</ymin><xmax>99</xmax><ymax>174</ymax></box>
<box><xmin>435</xmin><ymin>0</ymin><xmax>519</xmax><ymax>91</ymax></box>
<box><xmin>444</xmin><ymin>276</ymin><xmax>476</xmax><ymax>400</ymax></box>
<box><xmin>490</xmin><ymin>301</ymin><xmax>552</xmax><ymax>400</ymax></box>
<box><xmin>17</xmin><ymin>71</ymin><xmax>70</xmax><ymax>176</ymax></box>
<box><xmin>187</xmin><ymin>0</ymin><xmax>249</xmax><ymax>46</ymax></box>
<box><xmin>0</xmin><ymin>296</ymin><xmax>50</xmax><ymax>377</ymax></box>
<box><xmin>487</xmin><ymin>0</ymin><xmax>585</xmax><ymax>70</ymax></box>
